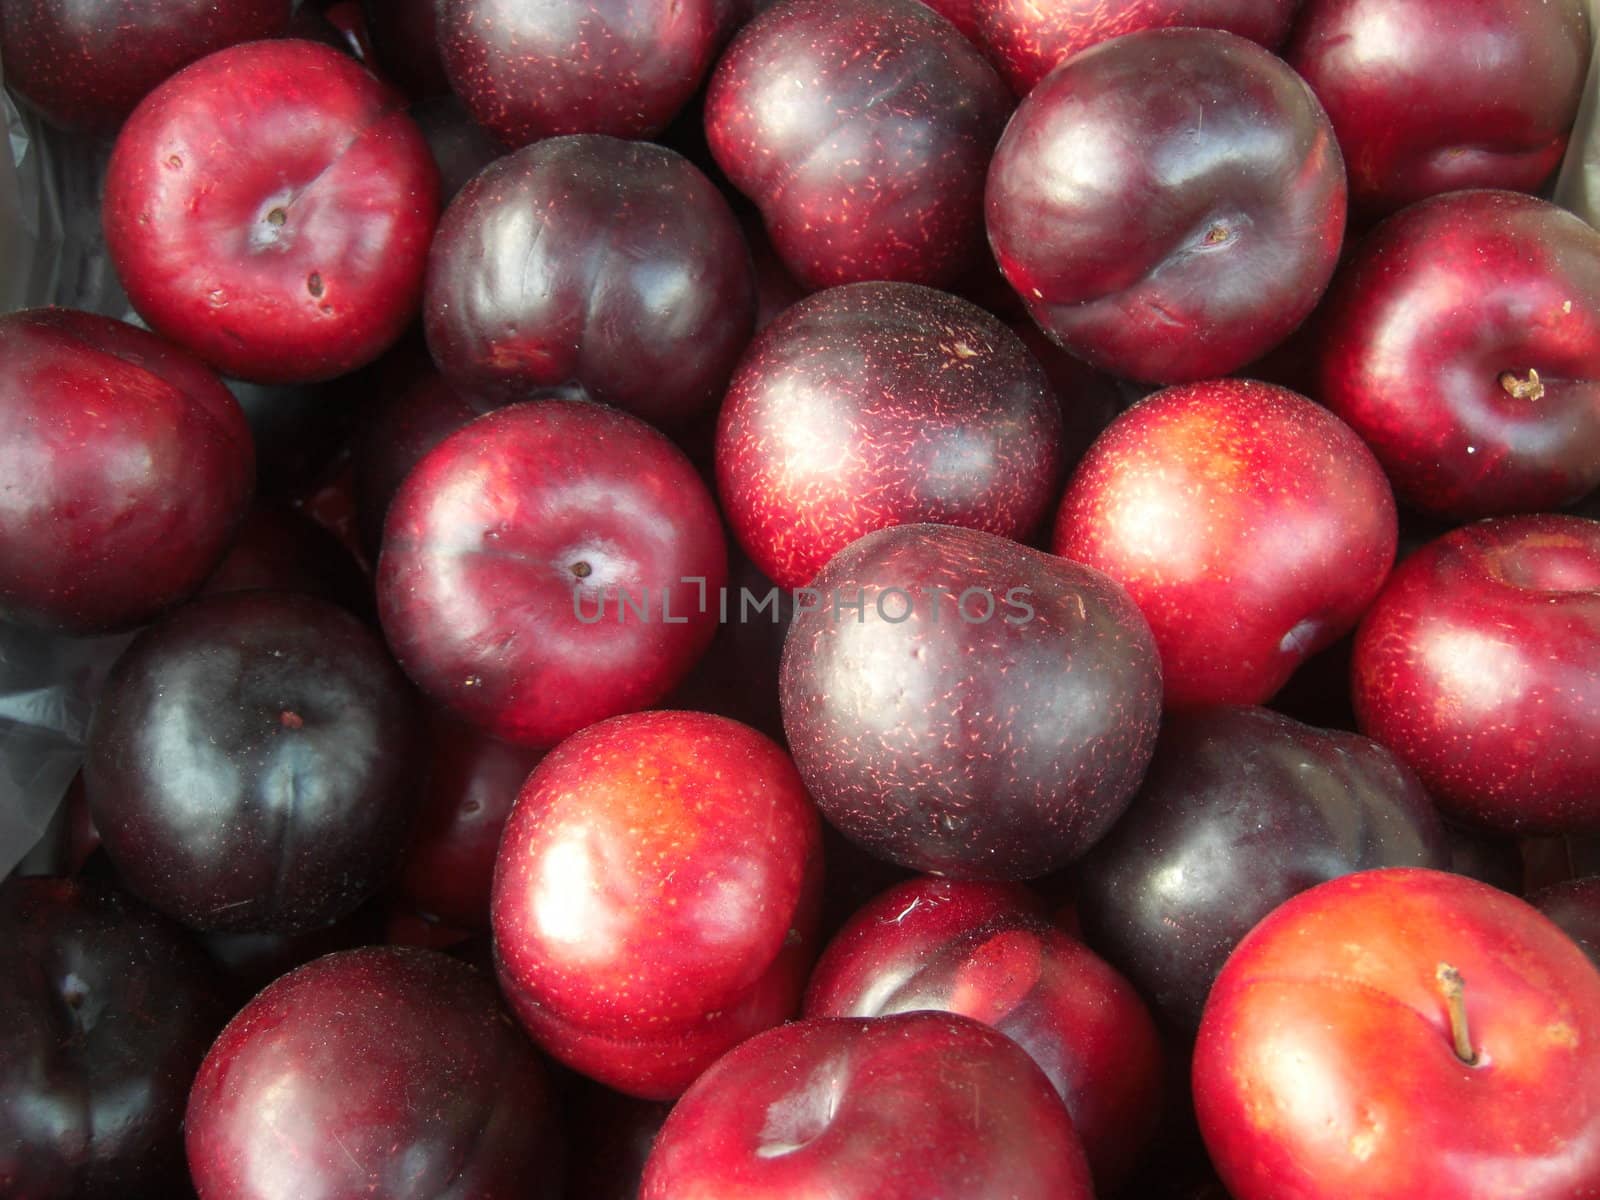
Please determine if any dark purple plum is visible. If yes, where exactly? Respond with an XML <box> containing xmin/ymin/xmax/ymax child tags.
<box><xmin>0</xmin><ymin>308</ymin><xmax>255</xmax><ymax>635</ymax></box>
<box><xmin>84</xmin><ymin>590</ymin><xmax>422</xmax><ymax>934</ymax></box>
<box><xmin>0</xmin><ymin>0</ymin><xmax>291</xmax><ymax>133</ymax></box>
<box><xmin>187</xmin><ymin>946</ymin><xmax>564</xmax><ymax>1199</ymax></box>
<box><xmin>986</xmin><ymin>28</ymin><xmax>1346</xmax><ymax>384</ymax></box>
<box><xmin>706</xmin><ymin>0</ymin><xmax>1012</xmax><ymax>290</ymax></box>
<box><xmin>805</xmin><ymin>876</ymin><xmax>1163</xmax><ymax>1192</ymax></box>
<box><xmin>425</xmin><ymin>135</ymin><xmax>756</xmax><ymax>428</ymax></box>
<box><xmin>1075</xmin><ymin>705</ymin><xmax>1451</xmax><ymax>1029</ymax></box>
<box><xmin>437</xmin><ymin>0</ymin><xmax>740</xmax><ymax>146</ymax></box>
<box><xmin>0</xmin><ymin>877</ymin><xmax>230</xmax><ymax>1199</ymax></box>
<box><xmin>716</xmin><ymin>282</ymin><xmax>1065</xmax><ymax>589</ymax></box>
<box><xmin>1530</xmin><ymin>877</ymin><xmax>1600</xmax><ymax>969</ymax></box>
<box><xmin>779</xmin><ymin>523</ymin><xmax>1163</xmax><ymax>879</ymax></box>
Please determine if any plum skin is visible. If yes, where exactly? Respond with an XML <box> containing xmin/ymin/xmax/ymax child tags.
<box><xmin>103</xmin><ymin>39</ymin><xmax>440</xmax><ymax>385</ymax></box>
<box><xmin>1315</xmin><ymin>189</ymin><xmax>1600</xmax><ymax>519</ymax></box>
<box><xmin>986</xmin><ymin>27</ymin><xmax>1347</xmax><ymax>384</ymax></box>
<box><xmin>640</xmin><ymin>1012</ymin><xmax>1094</xmax><ymax>1200</ymax></box>
<box><xmin>1194</xmin><ymin>869</ymin><xmax>1600</xmax><ymax>1200</ymax></box>
<box><xmin>706</xmin><ymin>0</ymin><xmax>1013</xmax><ymax>291</ymax></box>
<box><xmin>1075</xmin><ymin>705</ymin><xmax>1451</xmax><ymax>1030</ymax></box>
<box><xmin>974</xmin><ymin>0</ymin><xmax>1301</xmax><ymax>96</ymax></box>
<box><xmin>424</xmin><ymin>135</ymin><xmax>756</xmax><ymax>429</ymax></box>
<box><xmin>780</xmin><ymin>523</ymin><xmax>1163</xmax><ymax>881</ymax></box>
<box><xmin>83</xmin><ymin>590</ymin><xmax>423</xmax><ymax>934</ymax></box>
<box><xmin>1351</xmin><ymin>514</ymin><xmax>1600</xmax><ymax>834</ymax></box>
<box><xmin>398</xmin><ymin>712</ymin><xmax>544</xmax><ymax>930</ymax></box>
<box><xmin>0</xmin><ymin>308</ymin><xmax>255</xmax><ymax>635</ymax></box>
<box><xmin>0</xmin><ymin>0</ymin><xmax>291</xmax><ymax>133</ymax></box>
<box><xmin>376</xmin><ymin>400</ymin><xmax>727</xmax><ymax>749</ymax></box>
<box><xmin>1287</xmin><ymin>0</ymin><xmax>1591</xmax><ymax>215</ymax></box>
<box><xmin>1053</xmin><ymin>379</ymin><xmax>1398</xmax><ymax>709</ymax></box>
<box><xmin>437</xmin><ymin>0</ymin><xmax>740</xmax><ymax>147</ymax></box>
<box><xmin>804</xmin><ymin>876</ymin><xmax>1163</xmax><ymax>1192</ymax></box>
<box><xmin>186</xmin><ymin>946</ymin><xmax>565</xmax><ymax>1200</ymax></box>
<box><xmin>715</xmin><ymin>282</ymin><xmax>1065</xmax><ymax>589</ymax></box>
<box><xmin>0</xmin><ymin>877</ymin><xmax>231</xmax><ymax>1200</ymax></box>
<box><xmin>491</xmin><ymin>711</ymin><xmax>824</xmax><ymax>1099</ymax></box>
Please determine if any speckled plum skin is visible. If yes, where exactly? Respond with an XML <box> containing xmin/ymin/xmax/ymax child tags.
<box><xmin>1053</xmin><ymin>379</ymin><xmax>1398</xmax><ymax>708</ymax></box>
<box><xmin>1531</xmin><ymin>878</ymin><xmax>1600</xmax><ymax>969</ymax></box>
<box><xmin>974</xmin><ymin>0</ymin><xmax>1300</xmax><ymax>96</ymax></box>
<box><xmin>1194</xmin><ymin>869</ymin><xmax>1600</xmax><ymax>1200</ymax></box>
<box><xmin>83</xmin><ymin>591</ymin><xmax>422</xmax><ymax>934</ymax></box>
<box><xmin>424</xmin><ymin>136</ymin><xmax>755</xmax><ymax>428</ymax></box>
<box><xmin>780</xmin><ymin>523</ymin><xmax>1163</xmax><ymax>880</ymax></box>
<box><xmin>1287</xmin><ymin>0</ymin><xmax>1591</xmax><ymax>216</ymax></box>
<box><xmin>398</xmin><ymin>711</ymin><xmax>544</xmax><ymax>930</ymax></box>
<box><xmin>0</xmin><ymin>0</ymin><xmax>291</xmax><ymax>133</ymax></box>
<box><xmin>639</xmin><ymin>1012</ymin><xmax>1094</xmax><ymax>1200</ymax></box>
<box><xmin>706</xmin><ymin>0</ymin><xmax>1012</xmax><ymax>290</ymax></box>
<box><xmin>103</xmin><ymin>39</ymin><xmax>440</xmax><ymax>384</ymax></box>
<box><xmin>0</xmin><ymin>877</ymin><xmax>230</xmax><ymax>1200</ymax></box>
<box><xmin>1352</xmin><ymin>515</ymin><xmax>1600</xmax><ymax>834</ymax></box>
<box><xmin>918</xmin><ymin>0</ymin><xmax>983</xmax><ymax>43</ymax></box>
<box><xmin>0</xmin><ymin>308</ymin><xmax>254</xmax><ymax>635</ymax></box>
<box><xmin>805</xmin><ymin>877</ymin><xmax>1162</xmax><ymax>1192</ymax></box>
<box><xmin>186</xmin><ymin>947</ymin><xmax>564</xmax><ymax>1200</ymax></box>
<box><xmin>376</xmin><ymin>401</ymin><xmax>727</xmax><ymax>749</ymax></box>
<box><xmin>491</xmin><ymin>711</ymin><xmax>823</xmax><ymax>1099</ymax></box>
<box><xmin>437</xmin><ymin>0</ymin><xmax>738</xmax><ymax>147</ymax></box>
<box><xmin>1316</xmin><ymin>191</ymin><xmax>1600</xmax><ymax>519</ymax></box>
<box><xmin>986</xmin><ymin>28</ymin><xmax>1346</xmax><ymax>384</ymax></box>
<box><xmin>1076</xmin><ymin>706</ymin><xmax>1450</xmax><ymax>1030</ymax></box>
<box><xmin>716</xmin><ymin>283</ymin><xmax>1065</xmax><ymax>589</ymax></box>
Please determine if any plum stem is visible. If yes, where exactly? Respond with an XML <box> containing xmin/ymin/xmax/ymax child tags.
<box><xmin>1436</xmin><ymin>963</ymin><xmax>1479</xmax><ymax>1065</ymax></box>
<box><xmin>1499</xmin><ymin>368</ymin><xmax>1544</xmax><ymax>401</ymax></box>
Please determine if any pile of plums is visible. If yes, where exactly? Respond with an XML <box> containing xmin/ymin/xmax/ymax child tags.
<box><xmin>2</xmin><ymin>0</ymin><xmax>1599</xmax><ymax>1196</ymax></box>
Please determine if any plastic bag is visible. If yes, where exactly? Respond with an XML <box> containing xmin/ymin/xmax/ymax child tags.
<box><xmin>0</xmin><ymin>61</ymin><xmax>134</xmax><ymax>877</ymax></box>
